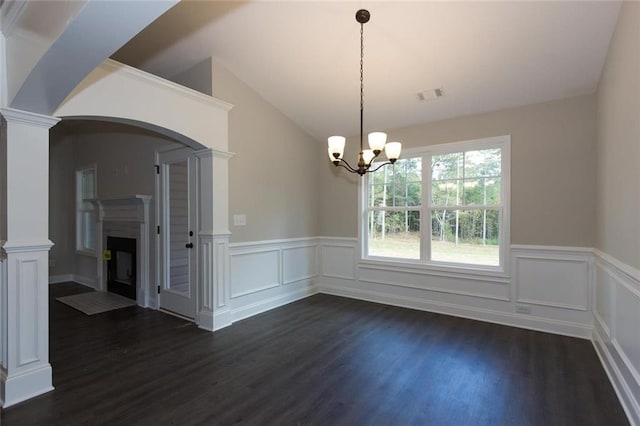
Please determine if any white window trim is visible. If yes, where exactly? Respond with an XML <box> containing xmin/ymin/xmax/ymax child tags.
<box><xmin>76</xmin><ymin>163</ymin><xmax>97</xmax><ymax>257</ymax></box>
<box><xmin>359</xmin><ymin>135</ymin><xmax>511</xmax><ymax>278</ymax></box>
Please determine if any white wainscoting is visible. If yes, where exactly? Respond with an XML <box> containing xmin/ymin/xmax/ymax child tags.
<box><xmin>513</xmin><ymin>247</ymin><xmax>591</xmax><ymax>311</ymax></box>
<box><xmin>229</xmin><ymin>238</ymin><xmax>318</xmax><ymax>323</ymax></box>
<box><xmin>592</xmin><ymin>250</ymin><xmax>640</xmax><ymax>426</ymax></box>
<box><xmin>318</xmin><ymin>238</ymin><xmax>593</xmax><ymax>339</ymax></box>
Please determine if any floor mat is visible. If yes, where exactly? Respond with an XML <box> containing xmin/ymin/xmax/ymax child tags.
<box><xmin>56</xmin><ymin>291</ymin><xmax>136</xmax><ymax>315</ymax></box>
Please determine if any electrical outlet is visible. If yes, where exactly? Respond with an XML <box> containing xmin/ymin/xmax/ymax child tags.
<box><xmin>49</xmin><ymin>258</ymin><xmax>56</xmax><ymax>268</ymax></box>
<box><xmin>516</xmin><ymin>305</ymin><xmax>531</xmax><ymax>315</ymax></box>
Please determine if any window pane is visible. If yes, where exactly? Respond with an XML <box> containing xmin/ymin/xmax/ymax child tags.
<box><xmin>464</xmin><ymin>149</ymin><xmax>501</xmax><ymax>178</ymax></box>
<box><xmin>406</xmin><ymin>182</ymin><xmax>421</xmax><ymax>206</ymax></box>
<box><xmin>369</xmin><ymin>157</ymin><xmax>422</xmax><ymax>207</ymax></box>
<box><xmin>369</xmin><ymin>184</ymin><xmax>387</xmax><ymax>207</ymax></box>
<box><xmin>431</xmin><ymin>180</ymin><xmax>460</xmax><ymax>207</ymax></box>
<box><xmin>82</xmin><ymin>210</ymin><xmax>97</xmax><ymax>251</ymax></box>
<box><xmin>431</xmin><ymin>209</ymin><xmax>499</xmax><ymax>266</ymax></box>
<box><xmin>462</xmin><ymin>177</ymin><xmax>501</xmax><ymax>206</ymax></box>
<box><xmin>432</xmin><ymin>152</ymin><xmax>462</xmax><ymax>180</ymax></box>
<box><xmin>82</xmin><ymin>169</ymin><xmax>95</xmax><ymax>199</ymax></box>
<box><xmin>368</xmin><ymin>210</ymin><xmax>420</xmax><ymax>259</ymax></box>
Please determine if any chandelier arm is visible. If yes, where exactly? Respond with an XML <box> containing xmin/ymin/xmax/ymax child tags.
<box><xmin>337</xmin><ymin>158</ymin><xmax>359</xmax><ymax>173</ymax></box>
<box><xmin>368</xmin><ymin>161</ymin><xmax>395</xmax><ymax>173</ymax></box>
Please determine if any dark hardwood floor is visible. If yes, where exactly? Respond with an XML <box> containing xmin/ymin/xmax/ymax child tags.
<box><xmin>1</xmin><ymin>282</ymin><xmax>629</xmax><ymax>425</ymax></box>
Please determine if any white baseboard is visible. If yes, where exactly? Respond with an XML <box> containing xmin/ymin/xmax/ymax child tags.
<box><xmin>49</xmin><ymin>274</ymin><xmax>97</xmax><ymax>289</ymax></box>
<box><xmin>1</xmin><ymin>364</ymin><xmax>54</xmax><ymax>408</ymax></box>
<box><xmin>593</xmin><ymin>325</ymin><xmax>640</xmax><ymax>426</ymax></box>
<box><xmin>48</xmin><ymin>274</ymin><xmax>74</xmax><ymax>284</ymax></box>
<box><xmin>231</xmin><ymin>284</ymin><xmax>318</xmax><ymax>323</ymax></box>
<box><xmin>319</xmin><ymin>283</ymin><xmax>591</xmax><ymax>339</ymax></box>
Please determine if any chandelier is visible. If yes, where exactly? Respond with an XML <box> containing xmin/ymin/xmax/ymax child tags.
<box><xmin>327</xmin><ymin>9</ymin><xmax>402</xmax><ymax>176</ymax></box>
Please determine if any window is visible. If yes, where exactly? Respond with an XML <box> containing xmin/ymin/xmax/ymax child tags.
<box><xmin>76</xmin><ymin>165</ymin><xmax>97</xmax><ymax>255</ymax></box>
<box><xmin>363</xmin><ymin>136</ymin><xmax>510</xmax><ymax>272</ymax></box>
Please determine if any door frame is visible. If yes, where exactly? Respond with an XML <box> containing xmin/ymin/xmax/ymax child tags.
<box><xmin>155</xmin><ymin>146</ymin><xmax>199</xmax><ymax>320</ymax></box>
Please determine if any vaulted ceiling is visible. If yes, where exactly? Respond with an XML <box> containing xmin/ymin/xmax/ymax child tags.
<box><xmin>114</xmin><ymin>1</ymin><xmax>622</xmax><ymax>142</ymax></box>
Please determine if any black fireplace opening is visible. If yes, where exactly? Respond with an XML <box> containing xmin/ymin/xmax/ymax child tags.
<box><xmin>107</xmin><ymin>236</ymin><xmax>137</xmax><ymax>300</ymax></box>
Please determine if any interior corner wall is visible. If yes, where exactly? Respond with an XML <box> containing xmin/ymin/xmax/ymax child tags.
<box><xmin>171</xmin><ymin>58</ymin><xmax>213</xmax><ymax>96</ymax></box>
<box><xmin>596</xmin><ymin>1</ymin><xmax>640</xmax><ymax>270</ymax></box>
<box><xmin>319</xmin><ymin>94</ymin><xmax>598</xmax><ymax>247</ymax></box>
<box><xmin>211</xmin><ymin>60</ymin><xmax>322</xmax><ymax>243</ymax></box>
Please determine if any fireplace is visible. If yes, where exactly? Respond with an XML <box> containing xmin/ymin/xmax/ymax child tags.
<box><xmin>107</xmin><ymin>236</ymin><xmax>137</xmax><ymax>300</ymax></box>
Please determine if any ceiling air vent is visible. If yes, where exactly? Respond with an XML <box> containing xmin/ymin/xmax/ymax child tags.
<box><xmin>417</xmin><ymin>88</ymin><xmax>444</xmax><ymax>101</ymax></box>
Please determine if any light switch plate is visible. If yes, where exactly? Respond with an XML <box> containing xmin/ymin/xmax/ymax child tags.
<box><xmin>234</xmin><ymin>214</ymin><xmax>246</xmax><ymax>226</ymax></box>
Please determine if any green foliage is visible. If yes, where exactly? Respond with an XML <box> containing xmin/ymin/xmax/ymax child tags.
<box><xmin>369</xmin><ymin>158</ymin><xmax>422</xmax><ymax>207</ymax></box>
<box><xmin>368</xmin><ymin>148</ymin><xmax>502</xmax><ymax>248</ymax></box>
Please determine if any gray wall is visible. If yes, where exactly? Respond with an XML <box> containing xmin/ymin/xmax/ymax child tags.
<box><xmin>171</xmin><ymin>57</ymin><xmax>213</xmax><ymax>96</ymax></box>
<box><xmin>211</xmin><ymin>60</ymin><xmax>322</xmax><ymax>243</ymax></box>
<box><xmin>48</xmin><ymin>130</ymin><xmax>75</xmax><ymax>276</ymax></box>
<box><xmin>319</xmin><ymin>94</ymin><xmax>598</xmax><ymax>248</ymax></box>
<box><xmin>596</xmin><ymin>1</ymin><xmax>640</xmax><ymax>269</ymax></box>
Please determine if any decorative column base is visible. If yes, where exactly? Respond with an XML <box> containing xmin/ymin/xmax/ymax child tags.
<box><xmin>0</xmin><ymin>241</ymin><xmax>54</xmax><ymax>407</ymax></box>
<box><xmin>197</xmin><ymin>233</ymin><xmax>232</xmax><ymax>331</ymax></box>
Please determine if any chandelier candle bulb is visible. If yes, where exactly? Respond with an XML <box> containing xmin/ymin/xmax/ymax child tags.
<box><xmin>325</xmin><ymin>9</ymin><xmax>402</xmax><ymax>176</ymax></box>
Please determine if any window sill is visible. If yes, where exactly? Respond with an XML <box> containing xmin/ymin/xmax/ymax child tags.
<box><xmin>359</xmin><ymin>257</ymin><xmax>510</xmax><ymax>283</ymax></box>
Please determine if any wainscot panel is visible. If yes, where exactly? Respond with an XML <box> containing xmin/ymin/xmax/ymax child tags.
<box><xmin>229</xmin><ymin>239</ymin><xmax>319</xmax><ymax>323</ymax></box>
<box><xmin>230</xmin><ymin>248</ymin><xmax>280</xmax><ymax>298</ymax></box>
<box><xmin>513</xmin><ymin>248</ymin><xmax>591</xmax><ymax>311</ymax></box>
<box><xmin>283</xmin><ymin>245</ymin><xmax>317</xmax><ymax>285</ymax></box>
<box><xmin>319</xmin><ymin>239</ymin><xmax>356</xmax><ymax>280</ymax></box>
<box><xmin>593</xmin><ymin>250</ymin><xmax>640</xmax><ymax>426</ymax></box>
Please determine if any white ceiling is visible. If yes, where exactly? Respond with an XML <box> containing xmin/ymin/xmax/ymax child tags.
<box><xmin>113</xmin><ymin>0</ymin><xmax>622</xmax><ymax>142</ymax></box>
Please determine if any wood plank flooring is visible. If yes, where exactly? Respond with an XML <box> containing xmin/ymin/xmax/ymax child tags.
<box><xmin>1</xmin><ymin>282</ymin><xmax>629</xmax><ymax>425</ymax></box>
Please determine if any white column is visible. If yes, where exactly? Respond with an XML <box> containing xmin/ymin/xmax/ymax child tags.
<box><xmin>195</xmin><ymin>148</ymin><xmax>234</xmax><ymax>331</ymax></box>
<box><xmin>0</xmin><ymin>107</ymin><xmax>59</xmax><ymax>407</ymax></box>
